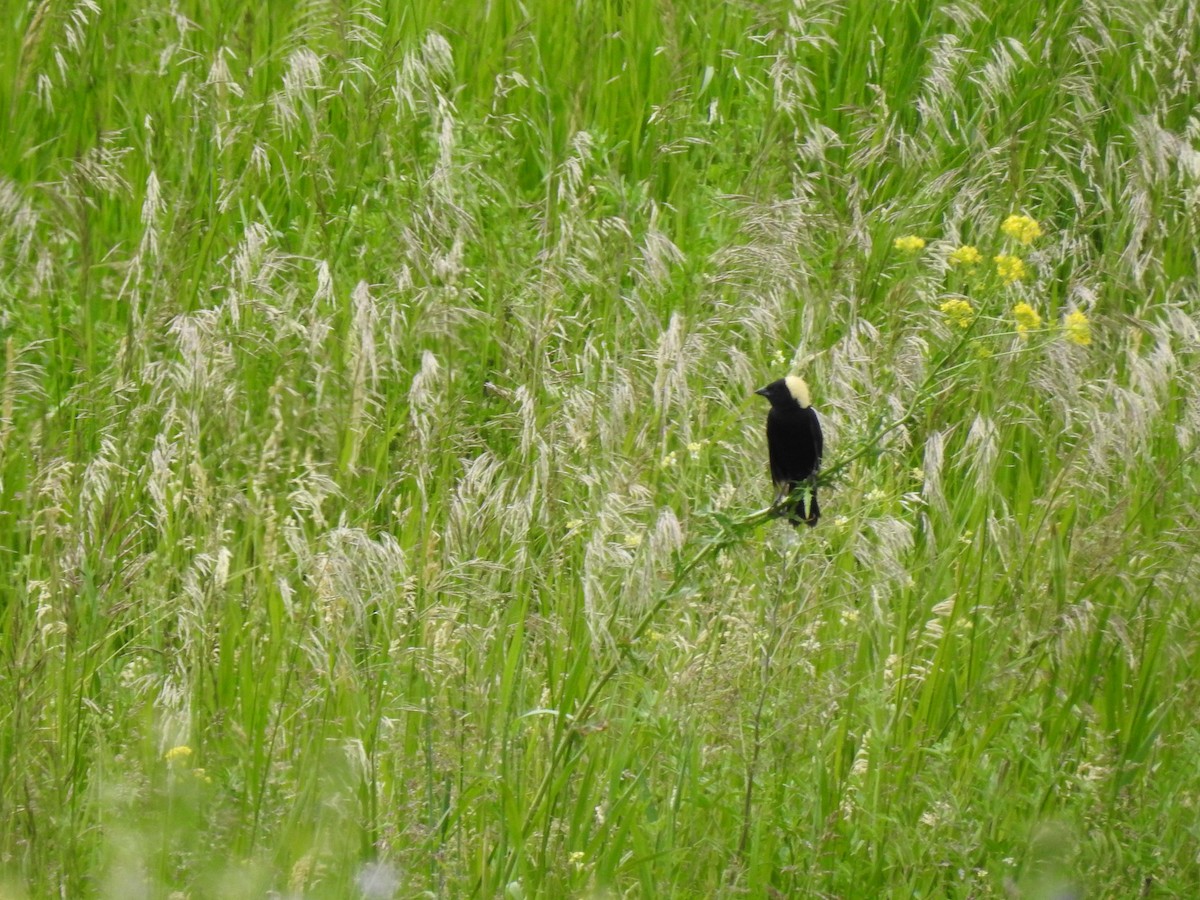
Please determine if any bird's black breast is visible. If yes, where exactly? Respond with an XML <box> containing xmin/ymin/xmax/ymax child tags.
<box><xmin>766</xmin><ymin>404</ymin><xmax>822</xmax><ymax>486</ymax></box>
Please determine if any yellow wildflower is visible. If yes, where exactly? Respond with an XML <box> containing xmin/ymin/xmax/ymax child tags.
<box><xmin>938</xmin><ymin>298</ymin><xmax>974</xmax><ymax>329</ymax></box>
<box><xmin>1063</xmin><ymin>309</ymin><xmax>1091</xmax><ymax>346</ymax></box>
<box><xmin>948</xmin><ymin>245</ymin><xmax>982</xmax><ymax>267</ymax></box>
<box><xmin>894</xmin><ymin>235</ymin><xmax>926</xmax><ymax>253</ymax></box>
<box><xmin>622</xmin><ymin>533</ymin><xmax>643</xmax><ymax>549</ymax></box>
<box><xmin>1001</xmin><ymin>214</ymin><xmax>1043</xmax><ymax>245</ymax></box>
<box><xmin>164</xmin><ymin>745</ymin><xmax>193</xmax><ymax>764</ymax></box>
<box><xmin>1012</xmin><ymin>302</ymin><xmax>1042</xmax><ymax>336</ymax></box>
<box><xmin>994</xmin><ymin>254</ymin><xmax>1028</xmax><ymax>283</ymax></box>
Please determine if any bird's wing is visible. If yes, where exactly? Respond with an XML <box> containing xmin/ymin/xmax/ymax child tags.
<box><xmin>810</xmin><ymin>408</ymin><xmax>824</xmax><ymax>470</ymax></box>
<box><xmin>765</xmin><ymin>411</ymin><xmax>789</xmax><ymax>486</ymax></box>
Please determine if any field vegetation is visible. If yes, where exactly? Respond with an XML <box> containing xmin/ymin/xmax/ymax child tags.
<box><xmin>2</xmin><ymin>0</ymin><xmax>1199</xmax><ymax>896</ymax></box>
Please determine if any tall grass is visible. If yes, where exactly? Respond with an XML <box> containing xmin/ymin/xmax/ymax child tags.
<box><xmin>1</xmin><ymin>0</ymin><xmax>1198</xmax><ymax>896</ymax></box>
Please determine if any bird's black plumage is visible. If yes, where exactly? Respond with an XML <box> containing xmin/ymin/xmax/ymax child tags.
<box><xmin>755</xmin><ymin>376</ymin><xmax>823</xmax><ymax>526</ymax></box>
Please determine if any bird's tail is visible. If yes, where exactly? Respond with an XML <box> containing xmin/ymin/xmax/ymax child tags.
<box><xmin>791</xmin><ymin>486</ymin><xmax>819</xmax><ymax>528</ymax></box>
<box><xmin>778</xmin><ymin>482</ymin><xmax>819</xmax><ymax>528</ymax></box>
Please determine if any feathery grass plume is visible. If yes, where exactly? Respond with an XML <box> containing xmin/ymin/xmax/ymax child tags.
<box><xmin>62</xmin><ymin>0</ymin><xmax>101</xmax><ymax>53</ymax></box>
<box><xmin>422</xmin><ymin>30</ymin><xmax>455</xmax><ymax>81</ymax></box>
<box><xmin>601</xmin><ymin>368</ymin><xmax>635</xmax><ymax>452</ymax></box>
<box><xmin>344</xmin><ymin>0</ymin><xmax>385</xmax><ymax>51</ymax></box>
<box><xmin>652</xmin><ymin>508</ymin><xmax>685</xmax><ymax>557</ymax></box>
<box><xmin>272</xmin><ymin>47</ymin><xmax>323</xmax><ymax>135</ymax></box>
<box><xmin>34</xmin><ymin>71</ymin><xmax>54</xmax><ymax>112</ymax></box>
<box><xmin>580</xmin><ymin>530</ymin><xmax>609</xmax><ymax>648</ymax></box>
<box><xmin>0</xmin><ymin>338</ymin><xmax>15</xmax><ymax>458</ymax></box>
<box><xmin>345</xmin><ymin>280</ymin><xmax>380</xmax><ymax>468</ymax></box>
<box><xmin>204</xmin><ymin>46</ymin><xmax>244</xmax><ymax>99</ymax></box>
<box><xmin>916</xmin><ymin>33</ymin><xmax>970</xmax><ymax>133</ymax></box>
<box><xmin>556</xmin><ymin>130</ymin><xmax>595</xmax><ymax>205</ymax></box>
<box><xmin>395</xmin><ymin>32</ymin><xmax>448</xmax><ymax>117</ymax></box>
<box><xmin>288</xmin><ymin>459</ymin><xmax>344</xmax><ymax>532</ymax></box>
<box><xmin>226</xmin><ymin>222</ymin><xmax>270</xmax><ymax>325</ymax></box>
<box><xmin>178</xmin><ymin>542</ymin><xmax>234</xmax><ymax>654</ymax></box>
<box><xmin>67</xmin><ymin>132</ymin><xmax>132</xmax><ymax>199</ymax></box>
<box><xmin>972</xmin><ymin>33</ymin><xmax>1030</xmax><ymax>111</ymax></box>
<box><xmin>135</xmin><ymin>169</ymin><xmax>163</xmax><ymax>263</ymax></box>
<box><xmin>167</xmin><ymin>308</ymin><xmax>231</xmax><ymax>397</ymax></box>
<box><xmin>447</xmin><ymin>450</ymin><xmax>507</xmax><ymax>544</ymax></box>
<box><xmin>653</xmin><ymin>312</ymin><xmax>691</xmax><ymax>428</ymax></box>
<box><xmin>147</xmin><ymin>431</ymin><xmax>178</xmax><ymax>536</ymax></box>
<box><xmin>15</xmin><ymin>0</ymin><xmax>53</xmax><ymax>95</ymax></box>
<box><xmin>638</xmin><ymin>222</ymin><xmax>687</xmax><ymax>290</ymax></box>
<box><xmin>309</xmin><ymin>528</ymin><xmax>410</xmax><ymax>624</ymax></box>
<box><xmin>921</xmin><ymin>430</ymin><xmax>948</xmax><ymax>520</ymax></box>
<box><xmin>29</xmin><ymin>0</ymin><xmax>102</xmax><ymax>111</ymax></box>
<box><xmin>866</xmin><ymin>515</ymin><xmax>917</xmax><ymax>588</ymax></box>
<box><xmin>79</xmin><ymin>435</ymin><xmax>122</xmax><ymax>541</ymax></box>
<box><xmin>893</xmin><ymin>332</ymin><xmax>930</xmax><ymax>395</ymax></box>
<box><xmin>0</xmin><ymin>179</ymin><xmax>38</xmax><ymax>267</ymax></box>
<box><xmin>407</xmin><ymin>349</ymin><xmax>442</xmax><ymax>449</ymax></box>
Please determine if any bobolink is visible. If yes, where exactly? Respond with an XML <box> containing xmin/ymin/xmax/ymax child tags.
<box><xmin>755</xmin><ymin>375</ymin><xmax>823</xmax><ymax>526</ymax></box>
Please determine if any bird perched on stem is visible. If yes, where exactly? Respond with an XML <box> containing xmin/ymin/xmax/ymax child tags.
<box><xmin>755</xmin><ymin>375</ymin><xmax>823</xmax><ymax>526</ymax></box>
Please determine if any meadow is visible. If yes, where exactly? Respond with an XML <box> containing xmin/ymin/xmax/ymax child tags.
<box><xmin>2</xmin><ymin>0</ymin><xmax>1199</xmax><ymax>896</ymax></box>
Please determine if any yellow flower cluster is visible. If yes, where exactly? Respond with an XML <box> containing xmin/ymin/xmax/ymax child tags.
<box><xmin>994</xmin><ymin>254</ymin><xmax>1028</xmax><ymax>283</ymax></box>
<box><xmin>1001</xmin><ymin>214</ymin><xmax>1043</xmax><ymax>245</ymax></box>
<box><xmin>948</xmin><ymin>245</ymin><xmax>982</xmax><ymax>267</ymax></box>
<box><xmin>165</xmin><ymin>745</ymin><xmax>193</xmax><ymax>763</ymax></box>
<box><xmin>938</xmin><ymin>298</ymin><xmax>975</xmax><ymax>328</ymax></box>
<box><xmin>894</xmin><ymin>235</ymin><xmax>926</xmax><ymax>253</ymax></box>
<box><xmin>1012</xmin><ymin>302</ymin><xmax>1042</xmax><ymax>336</ymax></box>
<box><xmin>1063</xmin><ymin>309</ymin><xmax>1091</xmax><ymax>346</ymax></box>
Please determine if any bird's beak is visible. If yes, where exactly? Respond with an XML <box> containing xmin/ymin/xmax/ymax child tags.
<box><xmin>754</xmin><ymin>386</ymin><xmax>769</xmax><ymax>397</ymax></box>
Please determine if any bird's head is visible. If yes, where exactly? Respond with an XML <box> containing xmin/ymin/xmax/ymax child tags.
<box><xmin>755</xmin><ymin>375</ymin><xmax>811</xmax><ymax>409</ymax></box>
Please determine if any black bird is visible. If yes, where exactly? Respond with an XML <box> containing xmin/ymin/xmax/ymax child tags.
<box><xmin>755</xmin><ymin>376</ymin><xmax>823</xmax><ymax>526</ymax></box>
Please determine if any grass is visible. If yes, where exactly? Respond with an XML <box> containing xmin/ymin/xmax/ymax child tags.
<box><xmin>2</xmin><ymin>0</ymin><xmax>1199</xmax><ymax>896</ymax></box>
